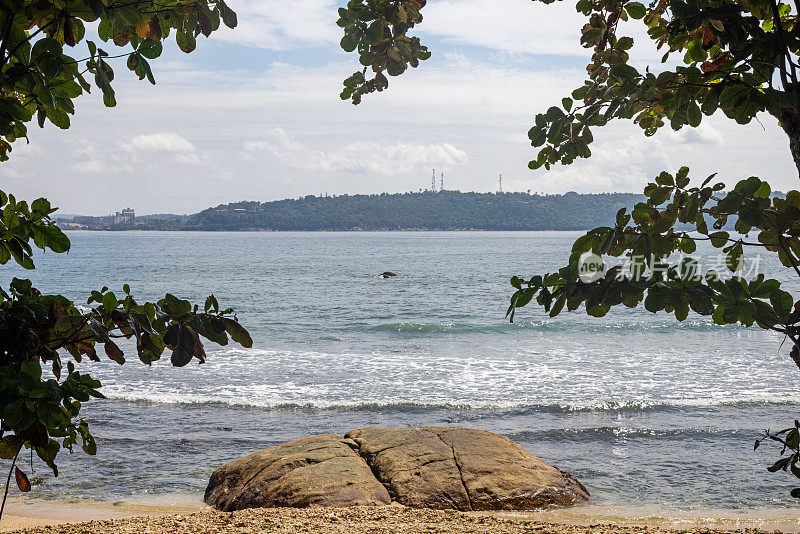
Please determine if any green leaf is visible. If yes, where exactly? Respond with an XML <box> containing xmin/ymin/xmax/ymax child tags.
<box><xmin>39</xmin><ymin>225</ymin><xmax>70</xmax><ymax>253</ymax></box>
<box><xmin>644</xmin><ymin>288</ymin><xmax>666</xmax><ymax>313</ymax></box>
<box><xmin>549</xmin><ymin>294</ymin><xmax>566</xmax><ymax>317</ymax></box>
<box><xmin>222</xmin><ymin>318</ymin><xmax>253</xmax><ymax>348</ymax></box>
<box><xmin>3</xmin><ymin>399</ymin><xmax>29</xmax><ymax>429</ymax></box>
<box><xmin>571</xmin><ymin>233</ymin><xmax>594</xmax><ymax>254</ymax></box>
<box><xmin>82</xmin><ymin>434</ymin><xmax>97</xmax><ymax>455</ymax></box>
<box><xmin>516</xmin><ymin>288</ymin><xmax>534</xmax><ymax>308</ymax></box>
<box><xmin>687</xmin><ymin>102</ymin><xmax>701</xmax><ymax>127</ymax></box>
<box><xmin>219</xmin><ymin>0</ymin><xmax>238</xmax><ymax>28</ymax></box>
<box><xmin>768</xmin><ymin>457</ymin><xmax>791</xmax><ymax>472</ymax></box>
<box><xmin>104</xmin><ymin>340</ymin><xmax>125</xmax><ymax>365</ymax></box>
<box><xmin>137</xmin><ymin>39</ymin><xmax>163</xmax><ymax>60</ymax></box>
<box><xmin>726</xmin><ymin>242</ymin><xmax>743</xmax><ymax>271</ymax></box>
<box><xmin>771</xmin><ymin>290</ymin><xmax>793</xmax><ymax>318</ymax></box>
<box><xmin>687</xmin><ymin>40</ymin><xmax>707</xmax><ymax>62</ymax></box>
<box><xmin>204</xmin><ymin>294</ymin><xmax>219</xmax><ymax>313</ymax></box>
<box><xmin>118</xmin><ymin>5</ymin><xmax>143</xmax><ymax>26</ymax></box>
<box><xmin>341</xmin><ymin>33</ymin><xmax>358</xmax><ymax>53</ymax></box>
<box><xmin>675</xmin><ymin>301</ymin><xmax>689</xmax><ymax>321</ymax></box>
<box><xmin>170</xmin><ymin>326</ymin><xmax>195</xmax><ymax>367</ymax></box>
<box><xmin>787</xmin><ymin>429</ymin><xmax>799</xmax><ymax>449</ymax></box>
<box><xmin>102</xmin><ymin>291</ymin><xmax>118</xmax><ymax>313</ymax></box>
<box><xmin>31</xmin><ymin>38</ymin><xmax>61</xmax><ymax>61</ymax></box>
<box><xmin>21</xmin><ymin>360</ymin><xmax>42</xmax><ymax>380</ymax></box>
<box><xmin>0</xmin><ymin>436</ymin><xmax>22</xmax><ymax>459</ymax></box>
<box><xmin>616</xmin><ymin>36</ymin><xmax>634</xmax><ymax>50</ymax></box>
<box><xmin>587</xmin><ymin>303</ymin><xmax>610</xmax><ymax>317</ymax></box>
<box><xmin>708</xmin><ymin>231</ymin><xmax>729</xmax><ymax>248</ymax></box>
<box><xmin>176</xmin><ymin>28</ymin><xmax>196</xmax><ymax>53</ymax></box>
<box><xmin>626</xmin><ymin>2</ymin><xmax>646</xmax><ymax>18</ymax></box>
<box><xmin>0</xmin><ymin>98</ymin><xmax>32</xmax><ymax>123</ymax></box>
<box><xmin>162</xmin><ymin>294</ymin><xmax>191</xmax><ymax>317</ymax></box>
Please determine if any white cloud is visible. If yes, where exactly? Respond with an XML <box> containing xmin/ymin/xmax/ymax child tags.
<box><xmin>245</xmin><ymin>128</ymin><xmax>468</xmax><ymax>175</ymax></box>
<box><xmin>173</xmin><ymin>152</ymin><xmax>211</xmax><ymax>165</ymax></box>
<box><xmin>72</xmin><ymin>159</ymin><xmax>106</xmax><ymax>173</ymax></box>
<box><xmin>506</xmin><ymin>112</ymin><xmax>788</xmax><ymax>195</ymax></box>
<box><xmin>70</xmin><ymin>138</ymin><xmax>139</xmax><ymax>175</ymax></box>
<box><xmin>663</xmin><ymin>122</ymin><xmax>724</xmax><ymax>146</ymax></box>
<box><xmin>125</xmin><ymin>132</ymin><xmax>196</xmax><ymax>153</ymax></box>
<box><xmin>115</xmin><ymin>132</ymin><xmax>211</xmax><ymax>166</ymax></box>
<box><xmin>214</xmin><ymin>0</ymin><xmax>340</xmax><ymax>49</ymax></box>
<box><xmin>4</xmin><ymin>23</ymin><xmax>796</xmax><ymax>214</ymax></box>
<box><xmin>508</xmin><ymin>132</ymin><xmax>671</xmax><ymax>194</ymax></box>
<box><xmin>71</xmin><ymin>138</ymin><xmax>109</xmax><ymax>173</ymax></box>
<box><xmin>420</xmin><ymin>0</ymin><xmax>587</xmax><ymax>56</ymax></box>
<box><xmin>1</xmin><ymin>140</ymin><xmax>43</xmax><ymax>180</ymax></box>
<box><xmin>65</xmin><ymin>133</ymin><xmax>209</xmax><ymax>176</ymax></box>
<box><xmin>421</xmin><ymin>0</ymin><xmax>669</xmax><ymax>68</ymax></box>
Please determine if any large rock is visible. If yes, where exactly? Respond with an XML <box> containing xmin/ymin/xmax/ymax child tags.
<box><xmin>345</xmin><ymin>426</ymin><xmax>589</xmax><ymax>511</ymax></box>
<box><xmin>204</xmin><ymin>434</ymin><xmax>391</xmax><ymax>511</ymax></box>
<box><xmin>205</xmin><ymin>426</ymin><xmax>589</xmax><ymax>512</ymax></box>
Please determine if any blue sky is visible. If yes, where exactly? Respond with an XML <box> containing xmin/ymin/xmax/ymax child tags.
<box><xmin>1</xmin><ymin>0</ymin><xmax>797</xmax><ymax>215</ymax></box>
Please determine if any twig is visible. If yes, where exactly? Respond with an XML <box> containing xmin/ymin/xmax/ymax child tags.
<box><xmin>0</xmin><ymin>448</ymin><xmax>21</xmax><ymax>523</ymax></box>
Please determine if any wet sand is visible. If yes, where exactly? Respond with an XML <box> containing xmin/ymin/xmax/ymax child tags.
<box><xmin>0</xmin><ymin>501</ymin><xmax>202</xmax><ymax>533</ymax></box>
<box><xmin>2</xmin><ymin>501</ymin><xmax>800</xmax><ymax>534</ymax></box>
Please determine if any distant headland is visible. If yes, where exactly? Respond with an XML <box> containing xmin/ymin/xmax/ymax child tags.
<box><xmin>57</xmin><ymin>190</ymin><xmax>644</xmax><ymax>232</ymax></box>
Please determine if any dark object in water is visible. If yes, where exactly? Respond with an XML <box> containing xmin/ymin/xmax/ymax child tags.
<box><xmin>378</xmin><ymin>272</ymin><xmax>397</xmax><ymax>278</ymax></box>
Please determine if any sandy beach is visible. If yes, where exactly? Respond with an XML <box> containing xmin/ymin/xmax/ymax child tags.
<box><xmin>3</xmin><ymin>502</ymin><xmax>800</xmax><ymax>534</ymax></box>
<box><xmin>0</xmin><ymin>501</ymin><xmax>202</xmax><ymax>533</ymax></box>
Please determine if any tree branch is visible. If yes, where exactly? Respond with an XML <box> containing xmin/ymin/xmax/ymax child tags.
<box><xmin>0</xmin><ymin>8</ymin><xmax>15</xmax><ymax>70</ymax></box>
<box><xmin>769</xmin><ymin>0</ymin><xmax>796</xmax><ymax>91</ymax></box>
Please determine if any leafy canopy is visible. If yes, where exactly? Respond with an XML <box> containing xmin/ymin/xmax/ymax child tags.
<box><xmin>505</xmin><ymin>169</ymin><xmax>800</xmax><ymax>497</ymax></box>
<box><xmin>336</xmin><ymin>0</ymin><xmax>800</xmax><ymax>499</ymax></box>
<box><xmin>341</xmin><ymin>0</ymin><xmax>800</xmax><ymax>172</ymax></box>
<box><xmin>0</xmin><ymin>0</ymin><xmax>246</xmax><ymax>509</ymax></box>
<box><xmin>0</xmin><ymin>0</ymin><xmax>237</xmax><ymax>161</ymax></box>
<box><xmin>525</xmin><ymin>0</ymin><xmax>800</xmax><ymax>172</ymax></box>
<box><xmin>338</xmin><ymin>0</ymin><xmax>430</xmax><ymax>104</ymax></box>
<box><xmin>0</xmin><ymin>190</ymin><xmax>252</xmax><ymax>495</ymax></box>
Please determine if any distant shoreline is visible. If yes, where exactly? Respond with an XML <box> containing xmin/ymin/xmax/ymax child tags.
<box><xmin>57</xmin><ymin>191</ymin><xmax>644</xmax><ymax>233</ymax></box>
<box><xmin>60</xmin><ymin>228</ymin><xmax>593</xmax><ymax>232</ymax></box>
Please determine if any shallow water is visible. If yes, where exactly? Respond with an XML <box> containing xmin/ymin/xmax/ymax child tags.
<box><xmin>4</xmin><ymin>231</ymin><xmax>800</xmax><ymax>512</ymax></box>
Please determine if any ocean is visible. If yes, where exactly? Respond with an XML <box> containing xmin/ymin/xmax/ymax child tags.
<box><xmin>4</xmin><ymin>231</ymin><xmax>800</xmax><ymax>515</ymax></box>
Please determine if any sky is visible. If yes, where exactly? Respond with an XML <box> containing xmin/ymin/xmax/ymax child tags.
<box><xmin>1</xmin><ymin>0</ymin><xmax>798</xmax><ymax>215</ymax></box>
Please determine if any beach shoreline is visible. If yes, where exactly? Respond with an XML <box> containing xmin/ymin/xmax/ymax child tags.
<box><xmin>3</xmin><ymin>499</ymin><xmax>800</xmax><ymax>533</ymax></box>
<box><xmin>0</xmin><ymin>500</ymin><xmax>204</xmax><ymax>532</ymax></box>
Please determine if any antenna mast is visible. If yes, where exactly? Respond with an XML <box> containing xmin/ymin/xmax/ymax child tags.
<box><xmin>440</xmin><ymin>172</ymin><xmax>444</xmax><ymax>191</ymax></box>
<box><xmin>498</xmin><ymin>174</ymin><xmax>503</xmax><ymax>193</ymax></box>
<box><xmin>432</xmin><ymin>169</ymin><xmax>436</xmax><ymax>192</ymax></box>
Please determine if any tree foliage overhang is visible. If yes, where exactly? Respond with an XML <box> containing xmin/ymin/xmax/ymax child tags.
<box><xmin>0</xmin><ymin>0</ymin><xmax>237</xmax><ymax>161</ymax></box>
<box><xmin>337</xmin><ymin>0</ymin><xmax>800</xmax><ymax>499</ymax></box>
<box><xmin>0</xmin><ymin>191</ymin><xmax>252</xmax><ymax>498</ymax></box>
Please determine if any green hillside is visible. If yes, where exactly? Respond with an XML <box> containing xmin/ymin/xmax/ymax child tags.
<box><xmin>183</xmin><ymin>190</ymin><xmax>644</xmax><ymax>231</ymax></box>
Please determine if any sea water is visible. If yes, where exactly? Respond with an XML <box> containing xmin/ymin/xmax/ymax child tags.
<box><xmin>3</xmin><ymin>231</ymin><xmax>799</xmax><ymax>514</ymax></box>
